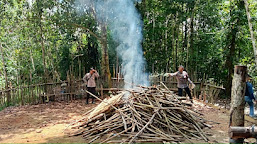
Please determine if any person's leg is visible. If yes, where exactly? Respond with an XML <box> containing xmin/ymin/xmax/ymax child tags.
<box><xmin>91</xmin><ymin>87</ymin><xmax>96</xmax><ymax>104</ymax></box>
<box><xmin>86</xmin><ymin>87</ymin><xmax>92</xmax><ymax>104</ymax></box>
<box><xmin>245</xmin><ymin>96</ymin><xmax>254</xmax><ymax>117</ymax></box>
<box><xmin>178</xmin><ymin>88</ymin><xmax>183</xmax><ymax>96</ymax></box>
<box><xmin>249</xmin><ymin>101</ymin><xmax>254</xmax><ymax>117</ymax></box>
<box><xmin>184</xmin><ymin>87</ymin><xmax>192</xmax><ymax>100</ymax></box>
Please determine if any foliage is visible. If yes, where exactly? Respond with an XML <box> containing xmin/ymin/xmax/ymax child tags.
<box><xmin>0</xmin><ymin>0</ymin><xmax>257</xmax><ymax>98</ymax></box>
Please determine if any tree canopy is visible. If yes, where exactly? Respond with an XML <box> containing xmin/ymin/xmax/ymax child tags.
<box><xmin>0</xmin><ymin>0</ymin><xmax>256</xmax><ymax>97</ymax></box>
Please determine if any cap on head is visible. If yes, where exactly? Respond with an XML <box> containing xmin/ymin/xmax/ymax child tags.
<box><xmin>246</xmin><ymin>74</ymin><xmax>252</xmax><ymax>78</ymax></box>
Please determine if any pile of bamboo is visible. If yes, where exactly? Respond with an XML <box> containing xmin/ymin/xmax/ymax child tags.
<box><xmin>70</xmin><ymin>84</ymin><xmax>211</xmax><ymax>143</ymax></box>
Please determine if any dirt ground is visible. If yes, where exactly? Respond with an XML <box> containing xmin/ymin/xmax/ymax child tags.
<box><xmin>0</xmin><ymin>100</ymin><xmax>96</xmax><ymax>143</ymax></box>
<box><xmin>0</xmin><ymin>99</ymin><xmax>255</xmax><ymax>143</ymax></box>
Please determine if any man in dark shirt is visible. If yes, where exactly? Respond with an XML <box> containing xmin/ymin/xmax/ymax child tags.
<box><xmin>245</xmin><ymin>74</ymin><xmax>256</xmax><ymax>117</ymax></box>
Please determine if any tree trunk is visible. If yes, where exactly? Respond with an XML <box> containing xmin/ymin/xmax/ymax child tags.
<box><xmin>30</xmin><ymin>49</ymin><xmax>35</xmax><ymax>72</ymax></box>
<box><xmin>152</xmin><ymin>12</ymin><xmax>155</xmax><ymax>48</ymax></box>
<box><xmin>230</xmin><ymin>65</ymin><xmax>247</xmax><ymax>126</ymax></box>
<box><xmin>174</xmin><ymin>11</ymin><xmax>179</xmax><ymax>70</ymax></box>
<box><xmin>184</xmin><ymin>6</ymin><xmax>188</xmax><ymax>70</ymax></box>
<box><xmin>229</xmin><ymin>65</ymin><xmax>247</xmax><ymax>143</ymax></box>
<box><xmin>175</xmin><ymin>24</ymin><xmax>179</xmax><ymax>69</ymax></box>
<box><xmin>187</xmin><ymin>1</ymin><xmax>197</xmax><ymax>74</ymax></box>
<box><xmin>100</xmin><ymin>24</ymin><xmax>112</xmax><ymax>88</ymax></box>
<box><xmin>225</xmin><ymin>27</ymin><xmax>237</xmax><ymax>98</ymax></box>
<box><xmin>244</xmin><ymin>0</ymin><xmax>257</xmax><ymax>65</ymax></box>
<box><xmin>37</xmin><ymin>2</ymin><xmax>49</xmax><ymax>85</ymax></box>
<box><xmin>0</xmin><ymin>43</ymin><xmax>10</xmax><ymax>105</ymax></box>
<box><xmin>39</xmin><ymin>24</ymin><xmax>47</xmax><ymax>81</ymax></box>
<box><xmin>171</xmin><ymin>15</ymin><xmax>176</xmax><ymax>71</ymax></box>
<box><xmin>36</xmin><ymin>3</ymin><xmax>49</xmax><ymax>97</ymax></box>
<box><xmin>225</xmin><ymin>1</ymin><xmax>244</xmax><ymax>98</ymax></box>
<box><xmin>165</xmin><ymin>15</ymin><xmax>170</xmax><ymax>73</ymax></box>
<box><xmin>47</xmin><ymin>48</ymin><xmax>60</xmax><ymax>82</ymax></box>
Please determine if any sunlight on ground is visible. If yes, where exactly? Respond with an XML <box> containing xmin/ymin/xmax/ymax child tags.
<box><xmin>0</xmin><ymin>99</ymin><xmax>253</xmax><ymax>143</ymax></box>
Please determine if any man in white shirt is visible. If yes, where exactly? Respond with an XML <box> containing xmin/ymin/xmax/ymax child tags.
<box><xmin>83</xmin><ymin>68</ymin><xmax>99</xmax><ymax>104</ymax></box>
<box><xmin>165</xmin><ymin>65</ymin><xmax>195</xmax><ymax>103</ymax></box>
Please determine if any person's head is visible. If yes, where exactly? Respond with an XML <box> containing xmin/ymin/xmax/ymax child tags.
<box><xmin>90</xmin><ymin>68</ymin><xmax>95</xmax><ymax>74</ymax></box>
<box><xmin>246</xmin><ymin>74</ymin><xmax>252</xmax><ymax>81</ymax></box>
<box><xmin>178</xmin><ymin>65</ymin><xmax>184</xmax><ymax>73</ymax></box>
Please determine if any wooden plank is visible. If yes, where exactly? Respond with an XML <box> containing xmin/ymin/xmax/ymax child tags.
<box><xmin>204</xmin><ymin>84</ymin><xmax>225</xmax><ymax>90</ymax></box>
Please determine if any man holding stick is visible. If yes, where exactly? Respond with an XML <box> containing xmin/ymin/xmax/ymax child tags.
<box><xmin>83</xmin><ymin>68</ymin><xmax>99</xmax><ymax>104</ymax></box>
<box><xmin>165</xmin><ymin>65</ymin><xmax>195</xmax><ymax>103</ymax></box>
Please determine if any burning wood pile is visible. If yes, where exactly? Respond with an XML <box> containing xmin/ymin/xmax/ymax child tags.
<box><xmin>69</xmin><ymin>84</ymin><xmax>211</xmax><ymax>143</ymax></box>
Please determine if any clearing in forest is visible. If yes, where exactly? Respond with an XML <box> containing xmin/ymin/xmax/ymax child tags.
<box><xmin>0</xmin><ymin>99</ymin><xmax>238</xmax><ymax>143</ymax></box>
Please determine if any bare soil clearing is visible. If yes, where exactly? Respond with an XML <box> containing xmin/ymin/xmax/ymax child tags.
<box><xmin>0</xmin><ymin>100</ymin><xmax>97</xmax><ymax>143</ymax></box>
<box><xmin>0</xmin><ymin>99</ymin><xmax>250</xmax><ymax>143</ymax></box>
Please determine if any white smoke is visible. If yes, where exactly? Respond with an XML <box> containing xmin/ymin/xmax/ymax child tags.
<box><xmin>26</xmin><ymin>0</ymin><xmax>34</xmax><ymax>8</ymax></box>
<box><xmin>76</xmin><ymin>0</ymin><xmax>149</xmax><ymax>89</ymax></box>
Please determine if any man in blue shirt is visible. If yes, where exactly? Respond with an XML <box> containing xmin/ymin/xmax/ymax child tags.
<box><xmin>245</xmin><ymin>74</ymin><xmax>256</xmax><ymax>117</ymax></box>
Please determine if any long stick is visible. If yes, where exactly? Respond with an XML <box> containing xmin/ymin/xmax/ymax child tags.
<box><xmin>101</xmin><ymin>126</ymin><xmax>133</xmax><ymax>143</ymax></box>
<box><xmin>128</xmin><ymin>108</ymin><xmax>159</xmax><ymax>144</ymax></box>
<box><xmin>160</xmin><ymin>82</ymin><xmax>180</xmax><ymax>102</ymax></box>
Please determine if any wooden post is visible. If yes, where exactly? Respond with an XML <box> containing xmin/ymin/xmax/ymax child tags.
<box><xmin>79</xmin><ymin>58</ymin><xmax>81</xmax><ymax>79</ymax></box>
<box><xmin>83</xmin><ymin>67</ymin><xmax>86</xmax><ymax>78</ymax></box>
<box><xmin>201</xmin><ymin>73</ymin><xmax>206</xmax><ymax>102</ymax></box>
<box><xmin>101</xmin><ymin>84</ymin><xmax>104</xmax><ymax>99</ymax></box>
<box><xmin>31</xmin><ymin>86</ymin><xmax>34</xmax><ymax>104</ymax></box>
<box><xmin>229</xmin><ymin>65</ymin><xmax>247</xmax><ymax>143</ymax></box>
<box><xmin>113</xmin><ymin>64</ymin><xmax>115</xmax><ymax>78</ymax></box>
<box><xmin>203</xmin><ymin>84</ymin><xmax>207</xmax><ymax>103</ymax></box>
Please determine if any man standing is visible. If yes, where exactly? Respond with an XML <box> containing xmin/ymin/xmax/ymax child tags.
<box><xmin>245</xmin><ymin>74</ymin><xmax>256</xmax><ymax>117</ymax></box>
<box><xmin>165</xmin><ymin>65</ymin><xmax>195</xmax><ymax>103</ymax></box>
<box><xmin>83</xmin><ymin>68</ymin><xmax>99</xmax><ymax>104</ymax></box>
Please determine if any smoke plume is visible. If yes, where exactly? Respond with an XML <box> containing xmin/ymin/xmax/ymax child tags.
<box><xmin>76</xmin><ymin>0</ymin><xmax>149</xmax><ymax>89</ymax></box>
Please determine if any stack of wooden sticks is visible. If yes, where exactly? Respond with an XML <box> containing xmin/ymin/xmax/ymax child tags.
<box><xmin>70</xmin><ymin>84</ymin><xmax>212</xmax><ymax>143</ymax></box>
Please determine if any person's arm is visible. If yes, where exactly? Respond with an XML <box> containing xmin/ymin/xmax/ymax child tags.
<box><xmin>184</xmin><ymin>72</ymin><xmax>195</xmax><ymax>89</ymax></box>
<box><xmin>83</xmin><ymin>74</ymin><xmax>88</xmax><ymax>83</ymax></box>
<box><xmin>94</xmin><ymin>70</ymin><xmax>99</xmax><ymax>78</ymax></box>
<box><xmin>183</xmin><ymin>72</ymin><xmax>192</xmax><ymax>84</ymax></box>
<box><xmin>167</xmin><ymin>72</ymin><xmax>178</xmax><ymax>77</ymax></box>
<box><xmin>187</xmin><ymin>77</ymin><xmax>193</xmax><ymax>84</ymax></box>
